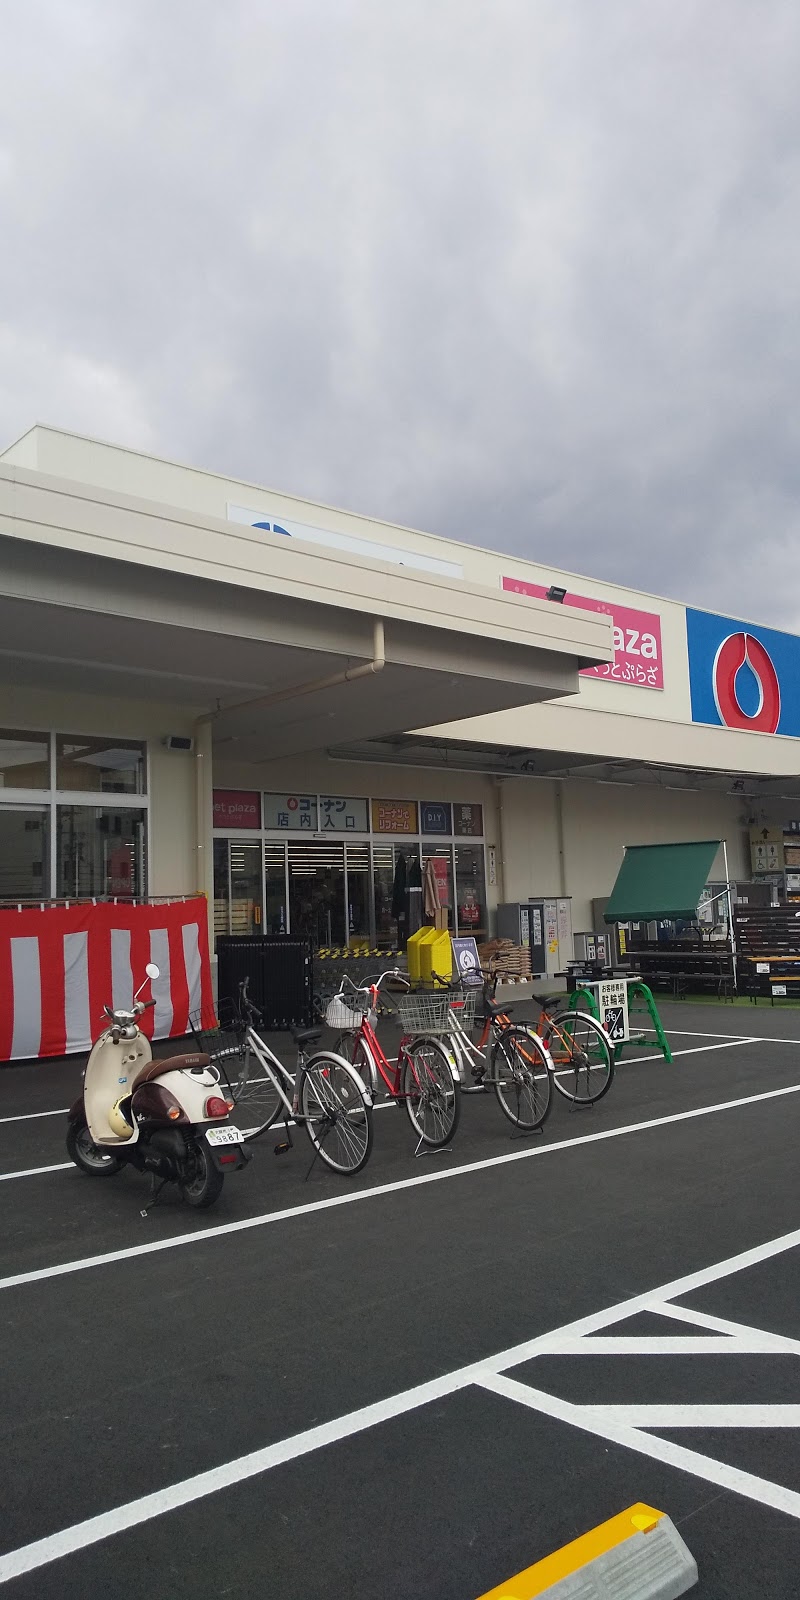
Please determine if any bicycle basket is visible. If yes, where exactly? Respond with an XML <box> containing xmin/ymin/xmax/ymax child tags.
<box><xmin>189</xmin><ymin>1001</ymin><xmax>246</xmax><ymax>1065</ymax></box>
<box><xmin>325</xmin><ymin>990</ymin><xmax>371</xmax><ymax>1030</ymax></box>
<box><xmin>396</xmin><ymin>988</ymin><xmax>479</xmax><ymax>1034</ymax></box>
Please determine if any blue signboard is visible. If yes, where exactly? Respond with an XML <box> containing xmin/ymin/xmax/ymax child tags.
<box><xmin>686</xmin><ymin>608</ymin><xmax>800</xmax><ymax>737</ymax></box>
<box><xmin>421</xmin><ymin>802</ymin><xmax>452</xmax><ymax>835</ymax></box>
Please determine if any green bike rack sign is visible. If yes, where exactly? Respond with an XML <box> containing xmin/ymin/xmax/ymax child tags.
<box><xmin>568</xmin><ymin>978</ymin><xmax>672</xmax><ymax>1063</ymax></box>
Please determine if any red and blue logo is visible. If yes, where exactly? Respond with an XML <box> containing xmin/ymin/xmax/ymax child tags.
<box><xmin>687</xmin><ymin>609</ymin><xmax>793</xmax><ymax>737</ymax></box>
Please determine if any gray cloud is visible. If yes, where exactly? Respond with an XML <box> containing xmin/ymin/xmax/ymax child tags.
<box><xmin>1</xmin><ymin>0</ymin><xmax>799</xmax><ymax>626</ymax></box>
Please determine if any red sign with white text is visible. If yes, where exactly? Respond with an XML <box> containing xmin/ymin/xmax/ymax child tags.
<box><xmin>213</xmin><ymin>789</ymin><xmax>262</xmax><ymax>829</ymax></box>
<box><xmin>502</xmin><ymin>578</ymin><xmax>664</xmax><ymax>690</ymax></box>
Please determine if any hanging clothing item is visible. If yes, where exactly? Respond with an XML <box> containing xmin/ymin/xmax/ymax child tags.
<box><xmin>391</xmin><ymin>852</ymin><xmax>407</xmax><ymax>922</ymax></box>
<box><xmin>406</xmin><ymin>854</ymin><xmax>424</xmax><ymax>936</ymax></box>
<box><xmin>424</xmin><ymin>856</ymin><xmax>441</xmax><ymax>918</ymax></box>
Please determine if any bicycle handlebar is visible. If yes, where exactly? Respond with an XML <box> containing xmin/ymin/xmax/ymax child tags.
<box><xmin>238</xmin><ymin>976</ymin><xmax>263</xmax><ymax>1024</ymax></box>
<box><xmin>339</xmin><ymin>968</ymin><xmax>409</xmax><ymax>994</ymax></box>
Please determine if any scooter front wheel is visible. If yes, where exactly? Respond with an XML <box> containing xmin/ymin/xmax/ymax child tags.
<box><xmin>66</xmin><ymin>1121</ymin><xmax>124</xmax><ymax>1176</ymax></box>
<box><xmin>180</xmin><ymin>1138</ymin><xmax>225</xmax><ymax>1209</ymax></box>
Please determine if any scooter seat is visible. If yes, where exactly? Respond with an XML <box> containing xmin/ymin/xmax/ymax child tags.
<box><xmin>131</xmin><ymin>1053</ymin><xmax>210</xmax><ymax>1091</ymax></box>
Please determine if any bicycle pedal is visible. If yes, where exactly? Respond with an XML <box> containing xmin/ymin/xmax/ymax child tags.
<box><xmin>274</xmin><ymin>1140</ymin><xmax>292</xmax><ymax>1155</ymax></box>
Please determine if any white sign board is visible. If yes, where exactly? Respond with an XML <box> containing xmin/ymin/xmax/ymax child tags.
<box><xmin>595</xmin><ymin>978</ymin><xmax>630</xmax><ymax>1043</ymax></box>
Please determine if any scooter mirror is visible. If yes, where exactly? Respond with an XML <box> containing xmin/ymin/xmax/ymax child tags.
<box><xmin>145</xmin><ymin>962</ymin><xmax>160</xmax><ymax>981</ymax></box>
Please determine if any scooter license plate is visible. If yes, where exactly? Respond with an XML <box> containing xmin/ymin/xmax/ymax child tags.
<box><xmin>206</xmin><ymin>1125</ymin><xmax>243</xmax><ymax>1147</ymax></box>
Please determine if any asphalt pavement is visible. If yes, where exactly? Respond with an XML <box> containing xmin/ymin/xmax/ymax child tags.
<box><xmin>2</xmin><ymin>1000</ymin><xmax>800</xmax><ymax>1597</ymax></box>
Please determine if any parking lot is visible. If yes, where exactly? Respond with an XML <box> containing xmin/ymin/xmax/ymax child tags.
<box><xmin>3</xmin><ymin>1001</ymin><xmax>800</xmax><ymax>1597</ymax></box>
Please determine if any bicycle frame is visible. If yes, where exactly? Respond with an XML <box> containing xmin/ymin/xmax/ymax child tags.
<box><xmin>225</xmin><ymin>1026</ymin><xmax>304</xmax><ymax>1121</ymax></box>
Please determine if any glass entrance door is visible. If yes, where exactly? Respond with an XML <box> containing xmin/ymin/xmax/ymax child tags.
<box><xmin>214</xmin><ymin>840</ymin><xmax>264</xmax><ymax>936</ymax></box>
<box><xmin>0</xmin><ymin>806</ymin><xmax>50</xmax><ymax>901</ymax></box>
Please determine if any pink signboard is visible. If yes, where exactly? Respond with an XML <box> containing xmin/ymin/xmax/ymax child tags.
<box><xmin>213</xmin><ymin>789</ymin><xmax>262</xmax><ymax>829</ymax></box>
<box><xmin>502</xmin><ymin>578</ymin><xmax>664</xmax><ymax>690</ymax></box>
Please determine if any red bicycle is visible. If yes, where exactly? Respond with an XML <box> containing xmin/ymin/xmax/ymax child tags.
<box><xmin>327</xmin><ymin>970</ymin><xmax>461</xmax><ymax>1149</ymax></box>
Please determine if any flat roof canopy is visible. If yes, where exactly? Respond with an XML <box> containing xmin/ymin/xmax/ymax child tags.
<box><xmin>0</xmin><ymin>464</ymin><xmax>613</xmax><ymax>759</ymax></box>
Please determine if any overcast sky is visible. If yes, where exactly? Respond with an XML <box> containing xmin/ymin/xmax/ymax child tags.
<box><xmin>1</xmin><ymin>1</ymin><xmax>799</xmax><ymax>626</ymax></box>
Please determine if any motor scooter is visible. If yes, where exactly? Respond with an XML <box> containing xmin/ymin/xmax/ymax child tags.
<box><xmin>66</xmin><ymin>963</ymin><xmax>251</xmax><ymax>1210</ymax></box>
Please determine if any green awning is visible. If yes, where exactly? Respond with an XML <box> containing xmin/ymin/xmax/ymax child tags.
<box><xmin>603</xmin><ymin>840</ymin><xmax>721</xmax><ymax>923</ymax></box>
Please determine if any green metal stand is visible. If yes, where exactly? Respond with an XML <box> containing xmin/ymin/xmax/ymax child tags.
<box><xmin>567</xmin><ymin>981</ymin><xmax>672</xmax><ymax>1064</ymax></box>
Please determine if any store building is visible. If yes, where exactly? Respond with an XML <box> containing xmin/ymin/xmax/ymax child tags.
<box><xmin>1</xmin><ymin>424</ymin><xmax>799</xmax><ymax>957</ymax></box>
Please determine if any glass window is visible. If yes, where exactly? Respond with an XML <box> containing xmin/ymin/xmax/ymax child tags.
<box><xmin>56</xmin><ymin>807</ymin><xmax>147</xmax><ymax>898</ymax></box>
<box><xmin>213</xmin><ymin>838</ymin><xmax>229</xmax><ymax>937</ymax></box>
<box><xmin>373</xmin><ymin>843</ymin><xmax>398</xmax><ymax>947</ymax></box>
<box><xmin>263</xmin><ymin>792</ymin><xmax>318</xmax><ymax>830</ymax></box>
<box><xmin>422</xmin><ymin>844</ymin><xmax>454</xmax><ymax>929</ymax></box>
<box><xmin>0</xmin><ymin>808</ymin><xmax>49</xmax><ymax>899</ymax></box>
<box><xmin>229</xmin><ymin>841</ymin><xmax>262</xmax><ymax>935</ymax></box>
<box><xmin>265</xmin><ymin>842</ymin><xmax>288</xmax><ymax>934</ymax></box>
<box><xmin>345</xmin><ymin>842</ymin><xmax>372</xmax><ymax>944</ymax></box>
<box><xmin>0</xmin><ymin>730</ymin><xmax>50</xmax><ymax>790</ymax></box>
<box><xmin>57</xmin><ymin>736</ymin><xmax>146</xmax><ymax>795</ymax></box>
<box><xmin>288</xmin><ymin>840</ymin><xmax>345</xmax><ymax>946</ymax></box>
<box><xmin>455</xmin><ymin>844</ymin><xmax>487</xmax><ymax>938</ymax></box>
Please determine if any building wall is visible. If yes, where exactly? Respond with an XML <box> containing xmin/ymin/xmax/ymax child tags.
<box><xmin>214</xmin><ymin>750</ymin><xmax>749</xmax><ymax>930</ymax></box>
<box><xmin>0</xmin><ymin>684</ymin><xmax>200</xmax><ymax>897</ymax></box>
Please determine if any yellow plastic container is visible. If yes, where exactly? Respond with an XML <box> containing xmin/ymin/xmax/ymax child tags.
<box><xmin>406</xmin><ymin>926</ymin><xmax>433</xmax><ymax>984</ymax></box>
<box><xmin>419</xmin><ymin>929</ymin><xmax>452</xmax><ymax>984</ymax></box>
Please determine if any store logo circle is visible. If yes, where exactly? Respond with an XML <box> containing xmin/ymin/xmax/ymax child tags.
<box><xmin>712</xmin><ymin>632</ymin><xmax>781</xmax><ymax>733</ymax></box>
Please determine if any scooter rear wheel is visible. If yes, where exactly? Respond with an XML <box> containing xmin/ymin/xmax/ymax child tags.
<box><xmin>180</xmin><ymin>1138</ymin><xmax>224</xmax><ymax>1208</ymax></box>
<box><xmin>66</xmin><ymin>1121</ymin><xmax>124</xmax><ymax>1176</ymax></box>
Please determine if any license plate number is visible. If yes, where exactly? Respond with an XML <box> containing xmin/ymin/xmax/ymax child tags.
<box><xmin>206</xmin><ymin>1125</ymin><xmax>243</xmax><ymax>1146</ymax></box>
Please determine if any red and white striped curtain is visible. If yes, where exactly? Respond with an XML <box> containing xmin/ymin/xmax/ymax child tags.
<box><xmin>0</xmin><ymin>898</ymin><xmax>216</xmax><ymax>1061</ymax></box>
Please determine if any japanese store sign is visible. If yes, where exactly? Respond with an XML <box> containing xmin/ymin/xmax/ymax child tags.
<box><xmin>502</xmin><ymin>577</ymin><xmax>664</xmax><ymax>690</ymax></box>
<box><xmin>318</xmin><ymin>796</ymin><xmax>369</xmax><ymax>832</ymax></box>
<box><xmin>263</xmin><ymin>793</ymin><xmax>317</xmax><ymax>830</ymax></box>
<box><xmin>453</xmin><ymin>803</ymin><xmax>483</xmax><ymax>837</ymax></box>
<box><xmin>371</xmin><ymin>800</ymin><xmax>418</xmax><ymax>834</ymax></box>
<box><xmin>213</xmin><ymin>790</ymin><xmax>262</xmax><ymax>829</ymax></box>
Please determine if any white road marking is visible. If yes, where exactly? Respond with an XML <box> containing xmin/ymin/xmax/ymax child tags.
<box><xmin>4</xmin><ymin>1222</ymin><xmax>800</xmax><ymax>1584</ymax></box>
<box><xmin>649</xmin><ymin>1302</ymin><xmax>794</xmax><ymax>1341</ymax></box>
<box><xmin>0</xmin><ymin>1108</ymin><xmax>68</xmax><ymax>1124</ymax></box>
<box><xmin>537</xmin><ymin>1334</ymin><xmax>800</xmax><ymax>1355</ymax></box>
<box><xmin>581</xmin><ymin>1405</ymin><xmax>800</xmax><ymax>1427</ymax></box>
<box><xmin>479</xmin><ymin>1373</ymin><xmax>800</xmax><ymax>1520</ymax></box>
<box><xmin>620</xmin><ymin>1037</ymin><xmax>757</xmax><ymax>1064</ymax></box>
<box><xmin>0</xmin><ymin>1162</ymin><xmax>73</xmax><ymax>1182</ymax></box>
<box><xmin>3</xmin><ymin>1070</ymin><xmax>800</xmax><ymax>1289</ymax></box>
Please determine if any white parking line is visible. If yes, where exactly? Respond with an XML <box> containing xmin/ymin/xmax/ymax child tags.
<box><xmin>0</xmin><ymin>1162</ymin><xmax>72</xmax><ymax>1182</ymax></box>
<box><xmin>0</xmin><ymin>1108</ymin><xmax>68</xmax><ymax>1125</ymax></box>
<box><xmin>3</xmin><ymin>1221</ymin><xmax>800</xmax><ymax>1584</ymax></box>
<box><xmin>2</xmin><ymin>1070</ymin><xmax>800</xmax><ymax>1291</ymax></box>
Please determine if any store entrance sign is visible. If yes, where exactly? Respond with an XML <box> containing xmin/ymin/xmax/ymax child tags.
<box><xmin>263</xmin><ymin>792</ymin><xmax>317</xmax><ymax>830</ymax></box>
<box><xmin>319</xmin><ymin>796</ymin><xmax>369</xmax><ymax>832</ymax></box>
<box><xmin>502</xmin><ymin>577</ymin><xmax>663</xmax><ymax>690</ymax></box>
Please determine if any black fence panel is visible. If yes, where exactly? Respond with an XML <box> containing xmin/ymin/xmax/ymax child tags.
<box><xmin>216</xmin><ymin>935</ymin><xmax>313</xmax><ymax>1029</ymax></box>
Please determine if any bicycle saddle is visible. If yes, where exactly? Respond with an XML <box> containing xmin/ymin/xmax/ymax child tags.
<box><xmin>484</xmin><ymin>998</ymin><xmax>516</xmax><ymax>1017</ymax></box>
<box><xmin>292</xmin><ymin>1026</ymin><xmax>322</xmax><ymax>1047</ymax></box>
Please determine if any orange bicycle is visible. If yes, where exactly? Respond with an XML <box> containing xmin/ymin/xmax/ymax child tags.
<box><xmin>440</xmin><ymin>973</ymin><xmax>614</xmax><ymax>1112</ymax></box>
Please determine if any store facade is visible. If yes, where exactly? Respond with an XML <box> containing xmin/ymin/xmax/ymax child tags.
<box><xmin>2</xmin><ymin>424</ymin><xmax>800</xmax><ymax>959</ymax></box>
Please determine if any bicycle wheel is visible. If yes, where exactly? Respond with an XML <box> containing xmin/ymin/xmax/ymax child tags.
<box><xmin>401</xmin><ymin>1038</ymin><xmax>460</xmax><ymax>1147</ymax></box>
<box><xmin>223</xmin><ymin>1041</ymin><xmax>284</xmax><ymax>1141</ymax></box>
<box><xmin>490</xmin><ymin>1026</ymin><xmax>553</xmax><ymax>1131</ymax></box>
<box><xmin>542</xmin><ymin>1008</ymin><xmax>614</xmax><ymax>1105</ymax></box>
<box><xmin>299</xmin><ymin>1052</ymin><xmax>374</xmax><ymax>1175</ymax></box>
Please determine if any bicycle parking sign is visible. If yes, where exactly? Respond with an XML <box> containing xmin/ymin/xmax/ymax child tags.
<box><xmin>595</xmin><ymin>978</ymin><xmax>630</xmax><ymax>1042</ymax></box>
